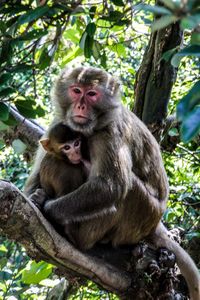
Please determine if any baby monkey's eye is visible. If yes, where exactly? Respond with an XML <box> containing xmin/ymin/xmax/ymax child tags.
<box><xmin>74</xmin><ymin>140</ymin><xmax>80</xmax><ymax>147</ymax></box>
<box><xmin>73</xmin><ymin>88</ymin><xmax>81</xmax><ymax>94</ymax></box>
<box><xmin>63</xmin><ymin>145</ymin><xmax>71</xmax><ymax>151</ymax></box>
<box><xmin>87</xmin><ymin>91</ymin><xmax>96</xmax><ymax>97</ymax></box>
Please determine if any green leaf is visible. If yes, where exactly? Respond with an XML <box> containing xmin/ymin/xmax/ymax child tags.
<box><xmin>12</xmin><ymin>139</ymin><xmax>27</xmax><ymax>154</ymax></box>
<box><xmin>0</xmin><ymin>73</ymin><xmax>12</xmax><ymax>85</ymax></box>
<box><xmin>0</xmin><ymin>282</ymin><xmax>6</xmax><ymax>293</ymax></box>
<box><xmin>60</xmin><ymin>46</ymin><xmax>83</xmax><ymax>66</ymax></box>
<box><xmin>15</xmin><ymin>29</ymin><xmax>48</xmax><ymax>41</ymax></box>
<box><xmin>3</xmin><ymin>113</ymin><xmax>18</xmax><ymax>126</ymax></box>
<box><xmin>0</xmin><ymin>87</ymin><xmax>15</xmax><ymax>97</ymax></box>
<box><xmin>136</xmin><ymin>4</ymin><xmax>172</xmax><ymax>15</ymax></box>
<box><xmin>180</xmin><ymin>107</ymin><xmax>200</xmax><ymax>143</ymax></box>
<box><xmin>15</xmin><ymin>100</ymin><xmax>35</xmax><ymax>119</ymax></box>
<box><xmin>39</xmin><ymin>48</ymin><xmax>52</xmax><ymax>70</ymax></box>
<box><xmin>18</xmin><ymin>6</ymin><xmax>50</xmax><ymax>25</ymax></box>
<box><xmin>100</xmin><ymin>50</ymin><xmax>107</xmax><ymax>68</ymax></box>
<box><xmin>162</xmin><ymin>47</ymin><xmax>178</xmax><ymax>61</ymax></box>
<box><xmin>10</xmin><ymin>64</ymin><xmax>33</xmax><ymax>73</ymax></box>
<box><xmin>22</xmin><ymin>261</ymin><xmax>52</xmax><ymax>284</ymax></box>
<box><xmin>0</xmin><ymin>121</ymin><xmax>9</xmax><ymax>131</ymax></box>
<box><xmin>84</xmin><ymin>35</ymin><xmax>94</xmax><ymax>58</ymax></box>
<box><xmin>115</xmin><ymin>19</ymin><xmax>130</xmax><ymax>26</ymax></box>
<box><xmin>79</xmin><ymin>32</ymin><xmax>87</xmax><ymax>50</ymax></box>
<box><xmin>86</xmin><ymin>22</ymin><xmax>96</xmax><ymax>37</ymax></box>
<box><xmin>111</xmin><ymin>0</ymin><xmax>124</xmax><ymax>6</ymax></box>
<box><xmin>64</xmin><ymin>28</ymin><xmax>80</xmax><ymax>44</ymax></box>
<box><xmin>89</xmin><ymin>6</ymin><xmax>96</xmax><ymax>19</ymax></box>
<box><xmin>151</xmin><ymin>15</ymin><xmax>179</xmax><ymax>32</ymax></box>
<box><xmin>92</xmin><ymin>41</ymin><xmax>101</xmax><ymax>60</ymax></box>
<box><xmin>0</xmin><ymin>39</ymin><xmax>13</xmax><ymax>64</ymax></box>
<box><xmin>0</xmin><ymin>257</ymin><xmax>7</xmax><ymax>269</ymax></box>
<box><xmin>0</xmin><ymin>140</ymin><xmax>5</xmax><ymax>150</ymax></box>
<box><xmin>171</xmin><ymin>45</ymin><xmax>200</xmax><ymax>67</ymax></box>
<box><xmin>102</xmin><ymin>11</ymin><xmax>124</xmax><ymax>22</ymax></box>
<box><xmin>0</xmin><ymin>103</ymin><xmax>9</xmax><ymax>121</ymax></box>
<box><xmin>35</xmin><ymin>105</ymin><xmax>45</xmax><ymax>117</ymax></box>
<box><xmin>177</xmin><ymin>81</ymin><xmax>200</xmax><ymax>120</ymax></box>
<box><xmin>109</xmin><ymin>44</ymin><xmax>126</xmax><ymax>57</ymax></box>
<box><xmin>191</xmin><ymin>32</ymin><xmax>200</xmax><ymax>45</ymax></box>
<box><xmin>181</xmin><ymin>14</ymin><xmax>200</xmax><ymax>30</ymax></box>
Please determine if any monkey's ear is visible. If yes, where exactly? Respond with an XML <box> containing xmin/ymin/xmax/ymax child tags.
<box><xmin>40</xmin><ymin>139</ymin><xmax>51</xmax><ymax>152</ymax></box>
<box><xmin>106</xmin><ymin>76</ymin><xmax>120</xmax><ymax>96</ymax></box>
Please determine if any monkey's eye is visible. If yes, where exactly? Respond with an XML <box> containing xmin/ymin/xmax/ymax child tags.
<box><xmin>73</xmin><ymin>88</ymin><xmax>82</xmax><ymax>94</ymax></box>
<box><xmin>63</xmin><ymin>145</ymin><xmax>71</xmax><ymax>151</ymax></box>
<box><xmin>74</xmin><ymin>140</ymin><xmax>80</xmax><ymax>147</ymax></box>
<box><xmin>87</xmin><ymin>90</ymin><xmax>97</xmax><ymax>97</ymax></box>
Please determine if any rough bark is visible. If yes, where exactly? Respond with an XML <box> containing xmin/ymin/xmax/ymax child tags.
<box><xmin>0</xmin><ymin>180</ymin><xmax>188</xmax><ymax>299</ymax></box>
<box><xmin>134</xmin><ymin>22</ymin><xmax>183</xmax><ymax>141</ymax></box>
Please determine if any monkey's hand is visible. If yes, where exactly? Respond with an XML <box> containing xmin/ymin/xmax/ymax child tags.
<box><xmin>29</xmin><ymin>188</ymin><xmax>47</xmax><ymax>210</ymax></box>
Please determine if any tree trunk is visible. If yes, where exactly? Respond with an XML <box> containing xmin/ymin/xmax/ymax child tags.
<box><xmin>134</xmin><ymin>22</ymin><xmax>183</xmax><ymax>141</ymax></box>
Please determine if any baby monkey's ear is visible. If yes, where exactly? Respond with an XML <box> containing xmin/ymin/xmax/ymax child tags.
<box><xmin>40</xmin><ymin>138</ymin><xmax>51</xmax><ymax>152</ymax></box>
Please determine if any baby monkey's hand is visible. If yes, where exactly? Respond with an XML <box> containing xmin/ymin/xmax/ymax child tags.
<box><xmin>29</xmin><ymin>188</ymin><xmax>46</xmax><ymax>210</ymax></box>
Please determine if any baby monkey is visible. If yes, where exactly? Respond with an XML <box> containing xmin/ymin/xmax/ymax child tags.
<box><xmin>39</xmin><ymin>122</ymin><xmax>90</xmax><ymax>199</ymax></box>
<box><xmin>30</xmin><ymin>122</ymin><xmax>90</xmax><ymax>244</ymax></box>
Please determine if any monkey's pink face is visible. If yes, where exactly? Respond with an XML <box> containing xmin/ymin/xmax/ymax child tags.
<box><xmin>68</xmin><ymin>85</ymin><xmax>102</xmax><ymax>124</ymax></box>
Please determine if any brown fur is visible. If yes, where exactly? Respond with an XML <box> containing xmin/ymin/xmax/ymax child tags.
<box><xmin>24</xmin><ymin>67</ymin><xmax>200</xmax><ymax>300</ymax></box>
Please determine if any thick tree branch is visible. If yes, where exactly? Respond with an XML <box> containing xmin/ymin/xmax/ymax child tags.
<box><xmin>0</xmin><ymin>180</ymin><xmax>188</xmax><ymax>299</ymax></box>
<box><xmin>0</xmin><ymin>180</ymin><xmax>130</xmax><ymax>294</ymax></box>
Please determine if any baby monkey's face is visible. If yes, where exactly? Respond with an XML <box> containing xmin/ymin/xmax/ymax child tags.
<box><xmin>59</xmin><ymin>138</ymin><xmax>82</xmax><ymax>164</ymax></box>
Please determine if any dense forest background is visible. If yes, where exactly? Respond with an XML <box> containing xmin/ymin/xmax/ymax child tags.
<box><xmin>0</xmin><ymin>0</ymin><xmax>200</xmax><ymax>299</ymax></box>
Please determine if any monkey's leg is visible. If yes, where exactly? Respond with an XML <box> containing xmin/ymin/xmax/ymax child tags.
<box><xmin>68</xmin><ymin>214</ymin><xmax>118</xmax><ymax>251</ymax></box>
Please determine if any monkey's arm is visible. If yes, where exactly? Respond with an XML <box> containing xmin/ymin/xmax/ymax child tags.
<box><xmin>43</xmin><ymin>175</ymin><xmax>121</xmax><ymax>224</ymax></box>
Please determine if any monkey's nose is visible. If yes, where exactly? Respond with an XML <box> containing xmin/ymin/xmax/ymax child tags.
<box><xmin>77</xmin><ymin>104</ymin><xmax>86</xmax><ymax>110</ymax></box>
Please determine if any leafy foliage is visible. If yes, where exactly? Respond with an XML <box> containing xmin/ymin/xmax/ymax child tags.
<box><xmin>0</xmin><ymin>0</ymin><xmax>200</xmax><ymax>299</ymax></box>
<box><xmin>139</xmin><ymin>0</ymin><xmax>200</xmax><ymax>141</ymax></box>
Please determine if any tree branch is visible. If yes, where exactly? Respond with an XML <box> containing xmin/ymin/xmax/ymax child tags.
<box><xmin>0</xmin><ymin>180</ymin><xmax>130</xmax><ymax>295</ymax></box>
<box><xmin>0</xmin><ymin>180</ymin><xmax>188</xmax><ymax>299</ymax></box>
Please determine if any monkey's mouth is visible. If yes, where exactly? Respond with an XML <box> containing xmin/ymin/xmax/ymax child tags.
<box><xmin>71</xmin><ymin>159</ymin><xmax>81</xmax><ymax>164</ymax></box>
<box><xmin>73</xmin><ymin>115</ymin><xmax>90</xmax><ymax>124</ymax></box>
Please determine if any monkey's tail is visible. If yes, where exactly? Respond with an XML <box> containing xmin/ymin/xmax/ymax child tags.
<box><xmin>150</xmin><ymin>222</ymin><xmax>200</xmax><ymax>300</ymax></box>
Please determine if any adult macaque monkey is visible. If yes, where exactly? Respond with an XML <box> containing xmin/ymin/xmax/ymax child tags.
<box><xmin>24</xmin><ymin>67</ymin><xmax>200</xmax><ymax>300</ymax></box>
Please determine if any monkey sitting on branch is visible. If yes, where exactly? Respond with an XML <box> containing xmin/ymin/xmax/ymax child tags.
<box><xmin>25</xmin><ymin>67</ymin><xmax>200</xmax><ymax>300</ymax></box>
